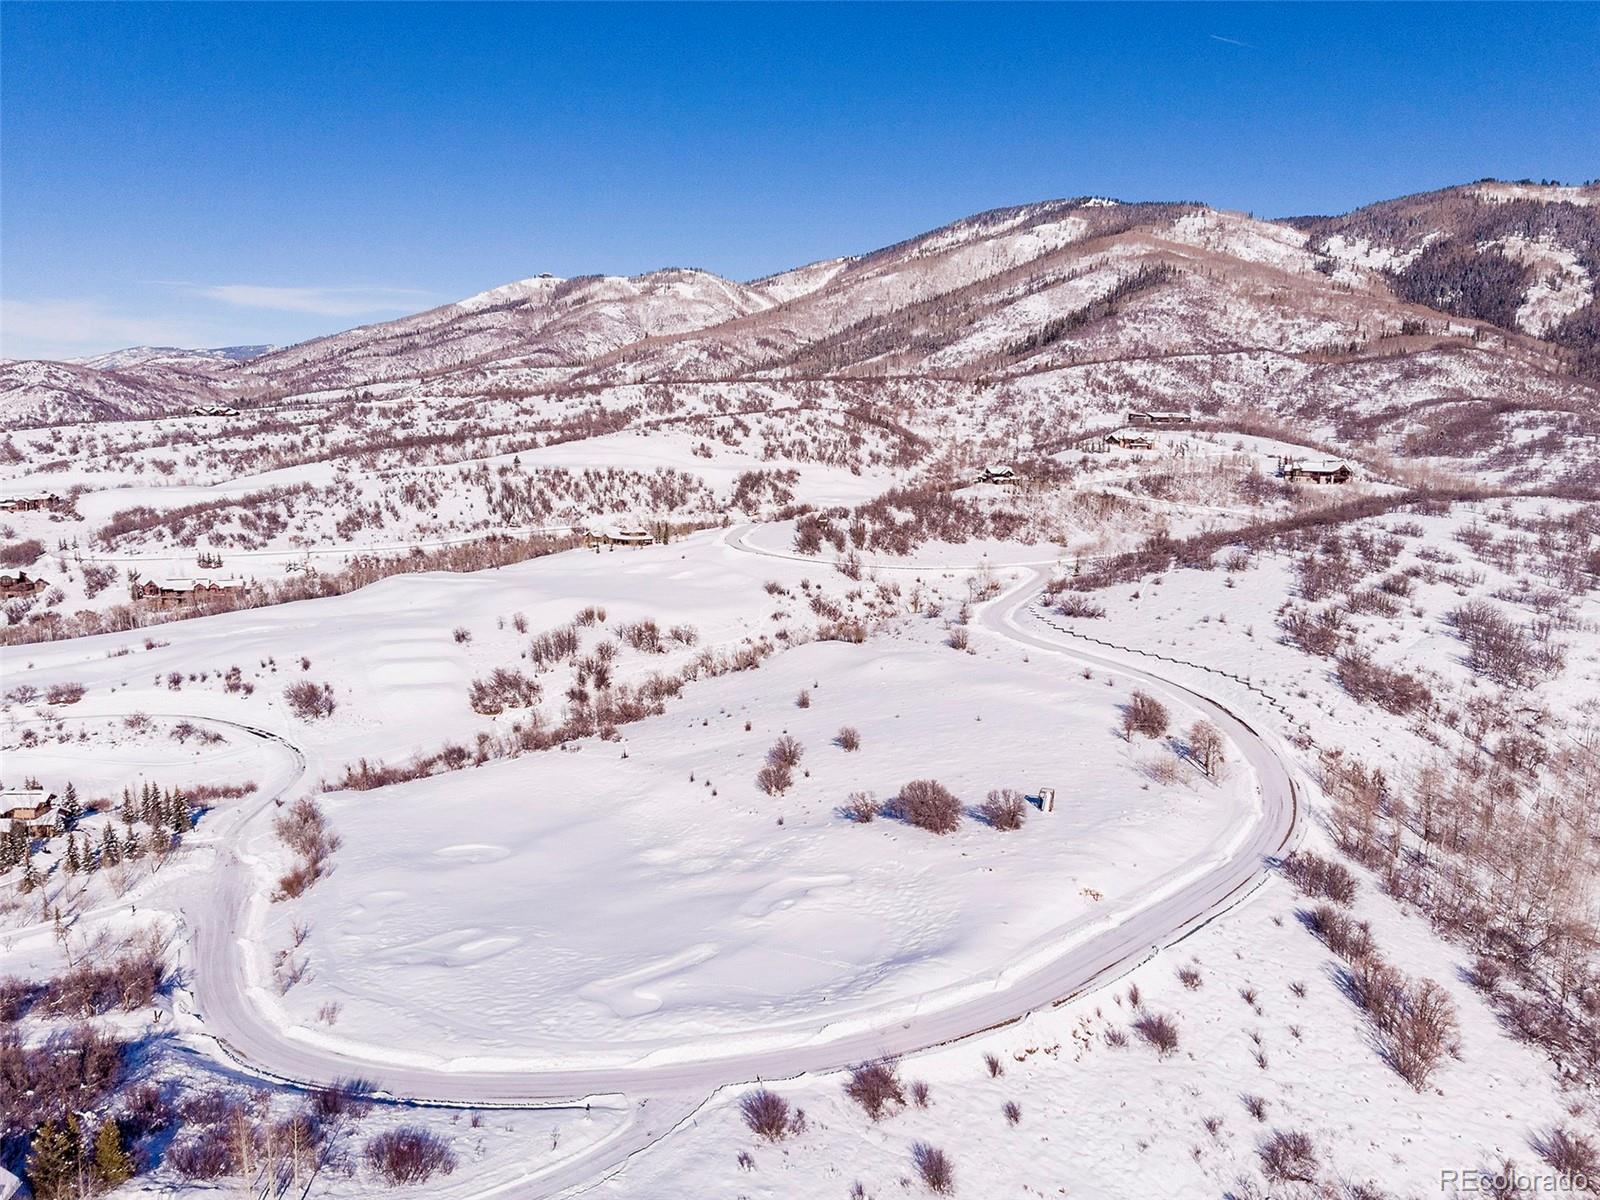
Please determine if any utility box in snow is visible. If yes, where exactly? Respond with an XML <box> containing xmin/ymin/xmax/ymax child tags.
<box><xmin>1035</xmin><ymin>787</ymin><xmax>1056</xmax><ymax>814</ymax></box>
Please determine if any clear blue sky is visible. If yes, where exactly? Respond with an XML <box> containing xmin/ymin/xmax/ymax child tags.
<box><xmin>3</xmin><ymin>2</ymin><xmax>1597</xmax><ymax>359</ymax></box>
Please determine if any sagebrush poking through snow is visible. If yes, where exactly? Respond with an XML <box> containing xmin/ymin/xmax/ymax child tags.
<box><xmin>739</xmin><ymin>1088</ymin><xmax>793</xmax><ymax>1141</ymax></box>
<box><xmin>893</xmin><ymin>778</ymin><xmax>962</xmax><ymax>834</ymax></box>
<box><xmin>363</xmin><ymin>1126</ymin><xmax>457</xmax><ymax>1186</ymax></box>
<box><xmin>845</xmin><ymin>1060</ymin><xmax>905</xmax><ymax>1122</ymax></box>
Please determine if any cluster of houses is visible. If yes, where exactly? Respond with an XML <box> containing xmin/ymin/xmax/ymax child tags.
<box><xmin>0</xmin><ymin>570</ymin><xmax>46</xmax><ymax>599</ymax></box>
<box><xmin>0</xmin><ymin>492</ymin><xmax>62</xmax><ymax>514</ymax></box>
<box><xmin>139</xmin><ymin>577</ymin><xmax>246</xmax><ymax>606</ymax></box>
<box><xmin>1</xmin><ymin>789</ymin><xmax>57</xmax><ymax>838</ymax></box>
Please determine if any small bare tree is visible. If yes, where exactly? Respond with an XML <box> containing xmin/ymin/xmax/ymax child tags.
<box><xmin>1188</xmin><ymin>720</ymin><xmax>1225</xmax><ymax>776</ymax></box>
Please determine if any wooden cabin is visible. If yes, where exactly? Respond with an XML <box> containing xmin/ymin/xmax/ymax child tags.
<box><xmin>585</xmin><ymin>522</ymin><xmax>654</xmax><ymax>549</ymax></box>
<box><xmin>1128</xmin><ymin>410</ymin><xmax>1193</xmax><ymax>427</ymax></box>
<box><xmin>1</xmin><ymin>790</ymin><xmax>57</xmax><ymax>836</ymax></box>
<box><xmin>1106</xmin><ymin>430</ymin><xmax>1155</xmax><ymax>451</ymax></box>
<box><xmin>0</xmin><ymin>571</ymin><xmax>46</xmax><ymax>598</ymax></box>
<box><xmin>1281</xmin><ymin>458</ymin><xmax>1353</xmax><ymax>485</ymax></box>
<box><xmin>979</xmin><ymin>463</ymin><xmax>1018</xmax><ymax>485</ymax></box>
<box><xmin>0</xmin><ymin>492</ymin><xmax>60</xmax><ymax>513</ymax></box>
<box><xmin>190</xmin><ymin>403</ymin><xmax>241</xmax><ymax>417</ymax></box>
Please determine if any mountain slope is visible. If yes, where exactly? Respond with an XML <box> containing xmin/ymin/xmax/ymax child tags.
<box><xmin>5</xmin><ymin>180</ymin><xmax>1599</xmax><ymax>432</ymax></box>
<box><xmin>1296</xmin><ymin>181</ymin><xmax>1600</xmax><ymax>373</ymax></box>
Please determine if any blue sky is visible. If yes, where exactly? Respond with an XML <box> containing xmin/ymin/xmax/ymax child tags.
<box><xmin>3</xmin><ymin>2</ymin><xmax>1597</xmax><ymax>359</ymax></box>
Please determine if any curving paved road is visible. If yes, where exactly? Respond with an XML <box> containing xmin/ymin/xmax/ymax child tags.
<box><xmin>177</xmin><ymin>555</ymin><xmax>1302</xmax><ymax>1194</ymax></box>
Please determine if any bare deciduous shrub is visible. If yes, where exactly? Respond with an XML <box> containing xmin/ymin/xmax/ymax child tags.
<box><xmin>310</xmin><ymin>1076</ymin><xmax>376</xmax><ymax>1122</ymax></box>
<box><xmin>756</xmin><ymin>762</ymin><xmax>793</xmax><ymax>796</ymax></box>
<box><xmin>1122</xmin><ymin>690</ymin><xmax>1169</xmax><ymax>740</ymax></box>
<box><xmin>1283</xmin><ymin>852</ymin><xmax>1357</xmax><ymax>905</ymax></box>
<box><xmin>895</xmin><ymin>779</ymin><xmax>961</xmax><ymax>834</ymax></box>
<box><xmin>795</xmin><ymin>689</ymin><xmax>811</xmax><ymax>708</ymax></box>
<box><xmin>451</xmin><ymin>626</ymin><xmax>471</xmax><ymax>644</ymax></box>
<box><xmin>845</xmin><ymin>791</ymin><xmax>878</xmax><ymax>823</ymax></box>
<box><xmin>1242</xmin><ymin>1094</ymin><xmax>1268</xmax><ymax>1121</ymax></box>
<box><xmin>984</xmin><ymin>1052</ymin><xmax>1003</xmax><ymax>1077</ymax></box>
<box><xmin>363</xmin><ymin>1127</ymin><xmax>457</xmax><ymax>1186</ymax></box>
<box><xmin>768</xmin><ymin>736</ymin><xmax>804</xmax><ymax>769</ymax></box>
<box><xmin>910</xmin><ymin>1079</ymin><xmax>931</xmax><ymax>1108</ymax></box>
<box><xmin>284</xmin><ymin>679</ymin><xmax>336</xmax><ymax>720</ymax></box>
<box><xmin>468</xmin><ymin>668</ymin><xmax>542</xmax><ymax>715</ymax></box>
<box><xmin>1132</xmin><ymin>1011</ymin><xmax>1180</xmax><ymax>1056</ymax></box>
<box><xmin>0</xmin><ymin>538</ymin><xmax>43</xmax><ymax>568</ymax></box>
<box><xmin>1335</xmin><ymin>652</ymin><xmax>1429</xmax><ymax>715</ymax></box>
<box><xmin>1002</xmin><ymin>1100</ymin><xmax>1021</xmax><ymax>1125</ymax></box>
<box><xmin>845</xmin><ymin>1060</ymin><xmax>905</xmax><ymax>1121</ymax></box>
<box><xmin>835</xmin><ymin>726</ymin><xmax>861</xmax><ymax>751</ymax></box>
<box><xmin>912</xmin><ymin>1142</ymin><xmax>954</xmax><ymax>1193</ymax></box>
<box><xmin>1260</xmin><ymin>1129</ymin><xmax>1319</xmax><ymax>1185</ymax></box>
<box><xmin>1187</xmin><ymin>720</ymin><xmax>1225</xmax><ymax>776</ymax></box>
<box><xmin>1305</xmin><ymin>904</ymin><xmax>1374</xmax><ymax>960</ymax></box>
<box><xmin>980</xmin><ymin>788</ymin><xmax>1027</xmax><ymax>831</ymax></box>
<box><xmin>1535</xmin><ymin>1126</ymin><xmax>1598</xmax><ymax>1181</ymax></box>
<box><xmin>1056</xmin><ymin>594</ymin><xmax>1106</xmax><ymax>619</ymax></box>
<box><xmin>946</xmin><ymin>625</ymin><xmax>970</xmax><ymax>651</ymax></box>
<box><xmin>1177</xmin><ymin>965</ymin><xmax>1203</xmax><ymax>989</ymax></box>
<box><xmin>1385</xmin><ymin>978</ymin><xmax>1459</xmax><ymax>1090</ymax></box>
<box><xmin>740</xmin><ymin>1088</ymin><xmax>793</xmax><ymax>1141</ymax></box>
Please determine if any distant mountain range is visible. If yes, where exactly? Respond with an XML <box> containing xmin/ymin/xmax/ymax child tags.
<box><xmin>3</xmin><ymin>180</ymin><xmax>1596</xmax><ymax>439</ymax></box>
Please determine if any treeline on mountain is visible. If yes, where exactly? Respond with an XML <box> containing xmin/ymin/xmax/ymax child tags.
<box><xmin>1391</xmin><ymin>243</ymin><xmax>1535</xmax><ymax>329</ymax></box>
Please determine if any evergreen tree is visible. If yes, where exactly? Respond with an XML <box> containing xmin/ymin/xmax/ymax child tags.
<box><xmin>119</xmin><ymin>786</ymin><xmax>136</xmax><ymax>824</ymax></box>
<box><xmin>27</xmin><ymin>1118</ymin><xmax>75</xmax><ymax>1199</ymax></box>
<box><xmin>64</xmin><ymin>836</ymin><xmax>80</xmax><ymax>874</ymax></box>
<box><xmin>100</xmin><ymin>824</ymin><xmax>121</xmax><ymax>866</ymax></box>
<box><xmin>123</xmin><ymin>826</ymin><xmax>142</xmax><ymax>860</ymax></box>
<box><xmin>58</xmin><ymin>782</ymin><xmax>81</xmax><ymax>832</ymax></box>
<box><xmin>20</xmin><ymin>854</ymin><xmax>41</xmax><ymax>894</ymax></box>
<box><xmin>83</xmin><ymin>833</ymin><xmax>99</xmax><ymax>873</ymax></box>
<box><xmin>169</xmin><ymin>790</ymin><xmax>192</xmax><ymax>835</ymax></box>
<box><xmin>93</xmin><ymin>1117</ymin><xmax>135</xmax><ymax>1187</ymax></box>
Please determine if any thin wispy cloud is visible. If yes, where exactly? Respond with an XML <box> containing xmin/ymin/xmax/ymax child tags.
<box><xmin>190</xmin><ymin>284</ymin><xmax>439</xmax><ymax>317</ymax></box>
<box><xmin>1209</xmin><ymin>34</ymin><xmax>1253</xmax><ymax>49</ymax></box>
<box><xmin>0</xmin><ymin>297</ymin><xmax>208</xmax><ymax>359</ymax></box>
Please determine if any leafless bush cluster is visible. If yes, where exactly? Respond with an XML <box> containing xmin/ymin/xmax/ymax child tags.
<box><xmin>1346</xmin><ymin>957</ymin><xmax>1460</xmax><ymax>1090</ymax></box>
<box><xmin>468</xmin><ymin>667</ymin><xmax>542</xmax><ymax>715</ymax></box>
<box><xmin>1334</xmin><ymin>652</ymin><xmax>1430</xmax><ymax>715</ymax></box>
<box><xmin>332</xmin><ymin>639</ymin><xmax>778</xmax><ymax>791</ymax></box>
<box><xmin>757</xmin><ymin>736</ymin><xmax>804</xmax><ymax>796</ymax></box>
<box><xmin>1323</xmin><ymin>746</ymin><xmax>1599</xmax><ymax>1082</ymax></box>
<box><xmin>1449</xmin><ymin>599</ymin><xmax>1566</xmax><ymax>687</ymax></box>
<box><xmin>1122</xmin><ymin>690</ymin><xmax>1170</xmax><ymax>740</ymax></box>
<box><xmin>912</xmin><ymin>1141</ymin><xmax>954</xmax><ymax>1193</ymax></box>
<box><xmin>1055</xmin><ymin>594</ymin><xmax>1106</xmax><ymax>619</ymax></box>
<box><xmin>283</xmin><ymin>679</ymin><xmax>337</xmax><ymax>720</ymax></box>
<box><xmin>845</xmin><ymin>791</ymin><xmax>879</xmax><ymax>823</ymax></box>
<box><xmin>835</xmin><ymin>725</ymin><xmax>861</xmax><ymax>751</ymax></box>
<box><xmin>273</xmin><ymin>798</ymin><xmax>340</xmax><ymax>901</ymax></box>
<box><xmin>1132</xmin><ymin>1011</ymin><xmax>1180</xmax><ymax>1056</ymax></box>
<box><xmin>363</xmin><ymin>1126</ymin><xmax>457</xmax><ymax>1186</ymax></box>
<box><xmin>739</xmin><ymin>1088</ymin><xmax>804</xmax><ymax>1141</ymax></box>
<box><xmin>0</xmin><ymin>1024</ymin><xmax>127</xmax><ymax>1129</ymax></box>
<box><xmin>0</xmin><ymin>538</ymin><xmax>44</xmax><ymax>568</ymax></box>
<box><xmin>1259</xmin><ymin>1128</ymin><xmax>1319</xmax><ymax>1186</ymax></box>
<box><xmin>1283</xmin><ymin>852</ymin><xmax>1358</xmax><ymax>905</ymax></box>
<box><xmin>979</xmin><ymin>788</ymin><xmax>1028</xmax><ymax>831</ymax></box>
<box><xmin>45</xmin><ymin>680</ymin><xmax>86</xmax><ymax>705</ymax></box>
<box><xmin>891</xmin><ymin>778</ymin><xmax>962</xmax><ymax>834</ymax></box>
<box><xmin>845</xmin><ymin>1060</ymin><xmax>905</xmax><ymax>1121</ymax></box>
<box><xmin>36</xmin><ymin>952</ymin><xmax>167</xmax><ymax>1019</ymax></box>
